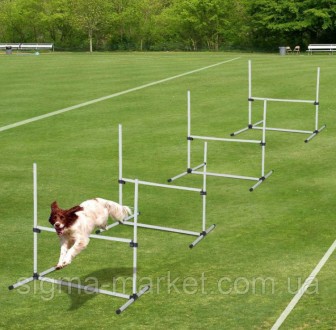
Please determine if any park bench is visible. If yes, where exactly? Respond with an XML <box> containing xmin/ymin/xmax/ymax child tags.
<box><xmin>0</xmin><ymin>43</ymin><xmax>54</xmax><ymax>52</ymax></box>
<box><xmin>307</xmin><ymin>44</ymin><xmax>336</xmax><ymax>54</ymax></box>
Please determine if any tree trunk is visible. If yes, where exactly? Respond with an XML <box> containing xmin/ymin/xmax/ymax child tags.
<box><xmin>89</xmin><ymin>29</ymin><xmax>93</xmax><ymax>52</ymax></box>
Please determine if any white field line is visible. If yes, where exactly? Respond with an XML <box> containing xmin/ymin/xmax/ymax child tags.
<box><xmin>0</xmin><ymin>57</ymin><xmax>240</xmax><ymax>133</ymax></box>
<box><xmin>271</xmin><ymin>240</ymin><xmax>336</xmax><ymax>330</ymax></box>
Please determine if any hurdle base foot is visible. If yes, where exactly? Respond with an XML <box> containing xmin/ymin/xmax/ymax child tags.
<box><xmin>249</xmin><ymin>170</ymin><xmax>273</xmax><ymax>192</ymax></box>
<box><xmin>304</xmin><ymin>124</ymin><xmax>326</xmax><ymax>143</ymax></box>
<box><xmin>230</xmin><ymin>126</ymin><xmax>249</xmax><ymax>136</ymax></box>
<box><xmin>189</xmin><ymin>224</ymin><xmax>216</xmax><ymax>248</ymax></box>
<box><xmin>168</xmin><ymin>163</ymin><xmax>205</xmax><ymax>183</ymax></box>
<box><xmin>230</xmin><ymin>120</ymin><xmax>264</xmax><ymax>136</ymax></box>
<box><xmin>8</xmin><ymin>275</ymin><xmax>35</xmax><ymax>291</ymax></box>
<box><xmin>9</xmin><ymin>266</ymin><xmax>57</xmax><ymax>291</ymax></box>
<box><xmin>116</xmin><ymin>285</ymin><xmax>150</xmax><ymax>314</ymax></box>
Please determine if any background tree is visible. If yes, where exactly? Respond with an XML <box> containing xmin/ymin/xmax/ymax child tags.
<box><xmin>109</xmin><ymin>0</ymin><xmax>137</xmax><ymax>50</ymax></box>
<box><xmin>247</xmin><ymin>0</ymin><xmax>336</xmax><ymax>50</ymax></box>
<box><xmin>0</xmin><ymin>0</ymin><xmax>45</xmax><ymax>42</ymax></box>
<box><xmin>40</xmin><ymin>0</ymin><xmax>75</xmax><ymax>48</ymax></box>
<box><xmin>70</xmin><ymin>0</ymin><xmax>110</xmax><ymax>52</ymax></box>
<box><xmin>0</xmin><ymin>0</ymin><xmax>335</xmax><ymax>52</ymax></box>
<box><xmin>301</xmin><ymin>0</ymin><xmax>336</xmax><ymax>43</ymax></box>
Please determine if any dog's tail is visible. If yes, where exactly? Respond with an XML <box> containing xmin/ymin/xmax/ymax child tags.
<box><xmin>96</xmin><ymin>198</ymin><xmax>132</xmax><ymax>223</ymax></box>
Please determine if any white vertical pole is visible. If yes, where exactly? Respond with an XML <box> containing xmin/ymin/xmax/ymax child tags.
<box><xmin>261</xmin><ymin>100</ymin><xmax>267</xmax><ymax>177</ymax></box>
<box><xmin>202</xmin><ymin>143</ymin><xmax>207</xmax><ymax>232</ymax></box>
<box><xmin>248</xmin><ymin>60</ymin><xmax>252</xmax><ymax>125</ymax></box>
<box><xmin>187</xmin><ymin>90</ymin><xmax>191</xmax><ymax>169</ymax></box>
<box><xmin>132</xmin><ymin>179</ymin><xmax>139</xmax><ymax>294</ymax></box>
<box><xmin>315</xmin><ymin>67</ymin><xmax>320</xmax><ymax>131</ymax></box>
<box><xmin>118</xmin><ymin>124</ymin><xmax>123</xmax><ymax>205</ymax></box>
<box><xmin>33</xmin><ymin>163</ymin><xmax>38</xmax><ymax>275</ymax></box>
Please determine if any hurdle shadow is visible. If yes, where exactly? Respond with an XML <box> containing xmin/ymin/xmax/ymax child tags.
<box><xmin>59</xmin><ymin>267</ymin><xmax>133</xmax><ymax>310</ymax></box>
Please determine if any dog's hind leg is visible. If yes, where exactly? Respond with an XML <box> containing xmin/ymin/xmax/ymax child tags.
<box><xmin>97</xmin><ymin>214</ymin><xmax>108</xmax><ymax>230</ymax></box>
<box><xmin>109</xmin><ymin>203</ymin><xmax>132</xmax><ymax>223</ymax></box>
<box><xmin>97</xmin><ymin>210</ymin><xmax>109</xmax><ymax>230</ymax></box>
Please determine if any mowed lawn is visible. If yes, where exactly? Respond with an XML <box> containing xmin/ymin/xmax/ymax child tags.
<box><xmin>1</xmin><ymin>52</ymin><xmax>335</xmax><ymax>330</ymax></box>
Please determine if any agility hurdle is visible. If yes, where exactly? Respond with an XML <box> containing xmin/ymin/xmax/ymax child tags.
<box><xmin>115</xmin><ymin>124</ymin><xmax>215</xmax><ymax>248</ymax></box>
<box><xmin>8</xmin><ymin>163</ymin><xmax>150</xmax><ymax>315</ymax></box>
<box><xmin>231</xmin><ymin>60</ymin><xmax>326</xmax><ymax>143</ymax></box>
<box><xmin>167</xmin><ymin>91</ymin><xmax>273</xmax><ymax>192</ymax></box>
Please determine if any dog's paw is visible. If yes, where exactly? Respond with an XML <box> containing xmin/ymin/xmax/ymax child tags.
<box><xmin>56</xmin><ymin>260</ymin><xmax>71</xmax><ymax>270</ymax></box>
<box><xmin>62</xmin><ymin>256</ymin><xmax>72</xmax><ymax>267</ymax></box>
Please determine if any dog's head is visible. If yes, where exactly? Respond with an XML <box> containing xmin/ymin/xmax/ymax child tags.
<box><xmin>49</xmin><ymin>201</ymin><xmax>83</xmax><ymax>235</ymax></box>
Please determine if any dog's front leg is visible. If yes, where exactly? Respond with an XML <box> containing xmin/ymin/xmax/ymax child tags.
<box><xmin>61</xmin><ymin>237</ymin><xmax>90</xmax><ymax>268</ymax></box>
<box><xmin>56</xmin><ymin>238</ymin><xmax>69</xmax><ymax>269</ymax></box>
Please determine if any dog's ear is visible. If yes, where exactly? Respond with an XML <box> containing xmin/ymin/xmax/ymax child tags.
<box><xmin>51</xmin><ymin>201</ymin><xmax>59</xmax><ymax>211</ymax></box>
<box><xmin>65</xmin><ymin>205</ymin><xmax>83</xmax><ymax>221</ymax></box>
<box><xmin>49</xmin><ymin>201</ymin><xmax>59</xmax><ymax>225</ymax></box>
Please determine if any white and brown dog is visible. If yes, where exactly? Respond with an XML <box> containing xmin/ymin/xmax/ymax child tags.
<box><xmin>49</xmin><ymin>198</ymin><xmax>131</xmax><ymax>269</ymax></box>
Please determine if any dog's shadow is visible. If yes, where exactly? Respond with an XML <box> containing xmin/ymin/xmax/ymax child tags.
<box><xmin>61</xmin><ymin>267</ymin><xmax>133</xmax><ymax>310</ymax></box>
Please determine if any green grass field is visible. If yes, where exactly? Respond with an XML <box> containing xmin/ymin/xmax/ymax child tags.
<box><xmin>1</xmin><ymin>52</ymin><xmax>335</xmax><ymax>329</ymax></box>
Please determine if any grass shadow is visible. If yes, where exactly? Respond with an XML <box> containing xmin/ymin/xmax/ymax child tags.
<box><xmin>59</xmin><ymin>267</ymin><xmax>133</xmax><ymax>311</ymax></box>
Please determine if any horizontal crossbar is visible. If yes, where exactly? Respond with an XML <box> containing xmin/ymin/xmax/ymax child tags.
<box><xmin>37</xmin><ymin>226</ymin><xmax>132</xmax><ymax>243</ymax></box>
<box><xmin>122</xmin><ymin>221</ymin><xmax>200</xmax><ymax>236</ymax></box>
<box><xmin>190</xmin><ymin>135</ymin><xmax>260</xmax><ymax>144</ymax></box>
<box><xmin>251</xmin><ymin>96</ymin><xmax>315</xmax><ymax>104</ymax></box>
<box><xmin>192</xmin><ymin>171</ymin><xmax>259</xmax><ymax>181</ymax></box>
<box><xmin>39</xmin><ymin>276</ymin><xmax>130</xmax><ymax>299</ymax></box>
<box><xmin>122</xmin><ymin>178</ymin><xmax>202</xmax><ymax>192</ymax></box>
<box><xmin>251</xmin><ymin>126</ymin><xmax>313</xmax><ymax>134</ymax></box>
<box><xmin>89</xmin><ymin>234</ymin><xmax>132</xmax><ymax>243</ymax></box>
